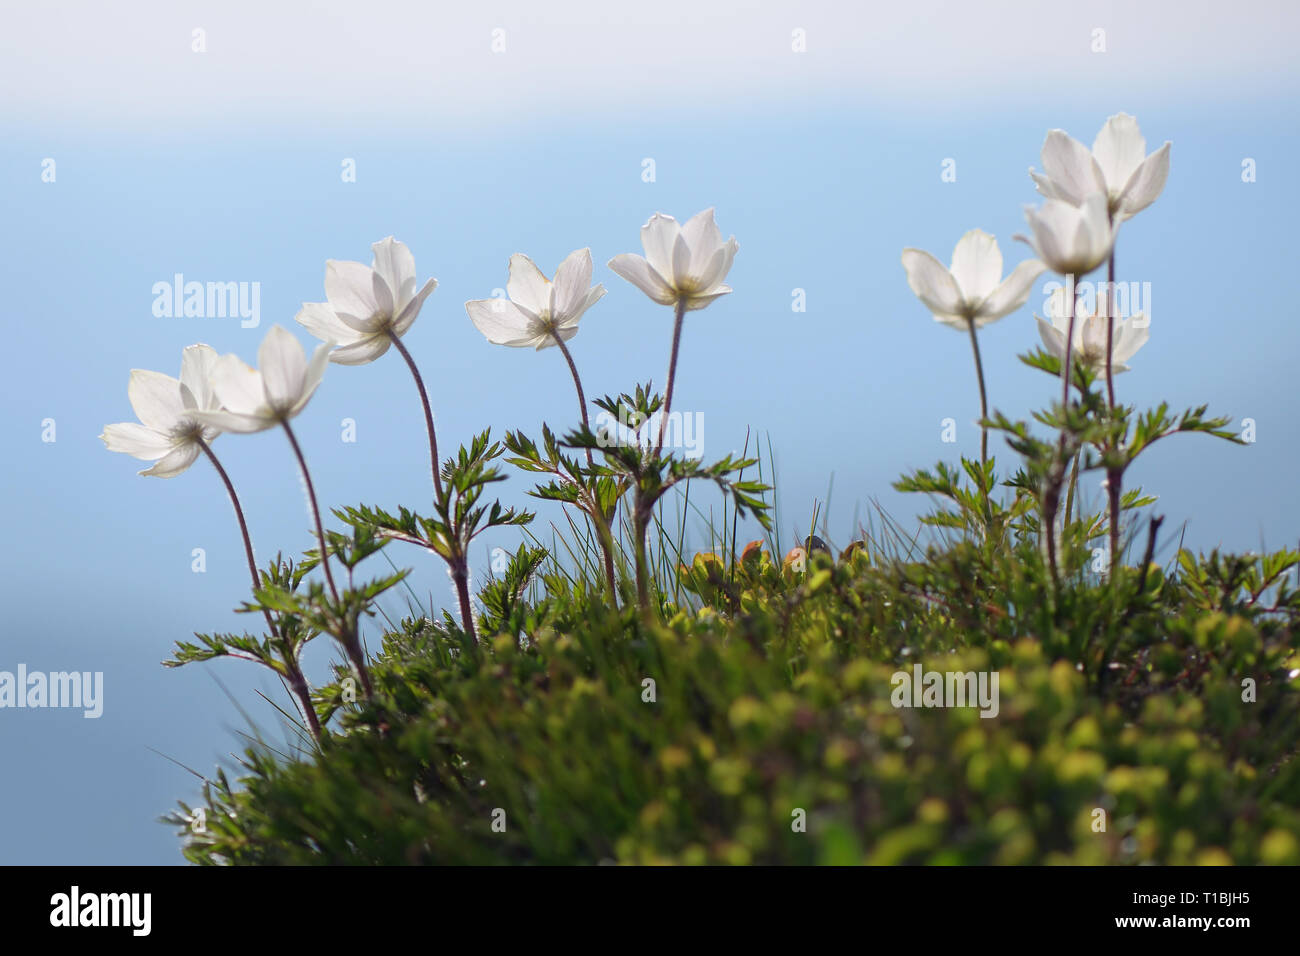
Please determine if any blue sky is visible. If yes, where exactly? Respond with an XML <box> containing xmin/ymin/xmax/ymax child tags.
<box><xmin>2</xmin><ymin>1</ymin><xmax>1298</xmax><ymax>863</ymax></box>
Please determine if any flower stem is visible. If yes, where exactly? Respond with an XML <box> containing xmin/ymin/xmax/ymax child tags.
<box><xmin>386</xmin><ymin>329</ymin><xmax>443</xmax><ymax>499</ymax></box>
<box><xmin>282</xmin><ymin>420</ymin><xmax>339</xmax><ymax>603</ymax></box>
<box><xmin>282</xmin><ymin>418</ymin><xmax>373</xmax><ymax>699</ymax></box>
<box><xmin>1104</xmin><ymin>251</ymin><xmax>1116</xmax><ymax>408</ymax></box>
<box><xmin>966</xmin><ymin>319</ymin><xmax>989</xmax><ymax>471</ymax></box>
<box><xmin>1107</xmin><ymin>467</ymin><xmax>1122</xmax><ymax>576</ymax></box>
<box><xmin>966</xmin><ymin>318</ymin><xmax>991</xmax><ymax>522</ymax></box>
<box><xmin>551</xmin><ymin>331</ymin><xmax>593</xmax><ymax>467</ymax></box>
<box><xmin>196</xmin><ymin>437</ymin><xmax>321</xmax><ymax>740</ymax></box>
<box><xmin>633</xmin><ymin>511</ymin><xmax>652</xmax><ymax>616</ymax></box>
<box><xmin>1103</xmin><ymin>249</ymin><xmax>1121</xmax><ymax>577</ymax></box>
<box><xmin>1060</xmin><ymin>274</ymin><xmax>1077</xmax><ymax>415</ymax></box>
<box><xmin>1044</xmin><ymin>274</ymin><xmax>1079</xmax><ymax>590</ymax></box>
<box><xmin>657</xmin><ymin>300</ymin><xmax>688</xmax><ymax>454</ymax></box>
<box><xmin>453</xmin><ymin>559</ymin><xmax>477</xmax><ymax>645</ymax></box>
<box><xmin>1063</xmin><ymin>448</ymin><xmax>1081</xmax><ymax>527</ymax></box>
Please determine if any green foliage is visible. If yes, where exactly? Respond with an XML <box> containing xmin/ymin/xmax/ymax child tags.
<box><xmin>167</xmin><ymin>525</ymin><xmax>1300</xmax><ymax>865</ymax></box>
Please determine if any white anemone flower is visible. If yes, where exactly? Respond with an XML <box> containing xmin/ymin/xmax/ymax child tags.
<box><xmin>1030</xmin><ymin>113</ymin><xmax>1171</xmax><ymax>223</ymax></box>
<box><xmin>193</xmin><ymin>326</ymin><xmax>332</xmax><ymax>434</ymax></box>
<box><xmin>1018</xmin><ymin>193</ymin><xmax>1117</xmax><ymax>277</ymax></box>
<box><xmin>608</xmin><ymin>208</ymin><xmax>738</xmax><ymax>311</ymax></box>
<box><xmin>101</xmin><ymin>344</ymin><xmax>223</xmax><ymax>477</ymax></box>
<box><xmin>901</xmin><ymin>229</ymin><xmax>1045</xmax><ymax>330</ymax></box>
<box><xmin>1036</xmin><ymin>288</ymin><xmax>1149</xmax><ymax>375</ymax></box>
<box><xmin>296</xmin><ymin>237</ymin><xmax>437</xmax><ymax>365</ymax></box>
<box><xmin>465</xmin><ymin>248</ymin><xmax>605</xmax><ymax>349</ymax></box>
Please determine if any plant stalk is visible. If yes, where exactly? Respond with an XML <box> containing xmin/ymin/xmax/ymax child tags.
<box><xmin>387</xmin><ymin>329</ymin><xmax>443</xmax><ymax>499</ymax></box>
<box><xmin>657</xmin><ymin>299</ymin><xmax>688</xmax><ymax>453</ymax></box>
<box><xmin>282</xmin><ymin>418</ymin><xmax>373</xmax><ymax>699</ymax></box>
<box><xmin>197</xmin><ymin>437</ymin><xmax>321</xmax><ymax>739</ymax></box>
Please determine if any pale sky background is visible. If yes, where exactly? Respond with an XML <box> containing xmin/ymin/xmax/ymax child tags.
<box><xmin>2</xmin><ymin>1</ymin><xmax>1298</xmax><ymax>863</ymax></box>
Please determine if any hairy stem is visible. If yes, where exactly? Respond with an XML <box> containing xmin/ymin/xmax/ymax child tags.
<box><xmin>657</xmin><ymin>299</ymin><xmax>688</xmax><ymax>453</ymax></box>
<box><xmin>551</xmin><ymin>330</ymin><xmax>593</xmax><ymax>467</ymax></box>
<box><xmin>966</xmin><ymin>318</ymin><xmax>991</xmax><ymax>521</ymax></box>
<box><xmin>633</xmin><ymin>512</ymin><xmax>652</xmax><ymax>616</ymax></box>
<box><xmin>387</xmin><ymin>329</ymin><xmax>443</xmax><ymax>499</ymax></box>
<box><xmin>1104</xmin><ymin>251</ymin><xmax>1116</xmax><ymax>408</ymax></box>
<box><xmin>966</xmin><ymin>319</ymin><xmax>989</xmax><ymax>470</ymax></box>
<box><xmin>282</xmin><ymin>418</ymin><xmax>372</xmax><ymax>699</ymax></box>
<box><xmin>1107</xmin><ymin>467</ymin><xmax>1122</xmax><ymax>576</ymax></box>
<box><xmin>1059</xmin><ymin>273</ymin><xmax>1077</xmax><ymax>417</ymax></box>
<box><xmin>453</xmin><ymin>559</ymin><xmax>478</xmax><ymax>644</ymax></box>
<box><xmin>196</xmin><ymin>438</ymin><xmax>321</xmax><ymax>740</ymax></box>
<box><xmin>1103</xmin><ymin>250</ymin><xmax>1122</xmax><ymax>579</ymax></box>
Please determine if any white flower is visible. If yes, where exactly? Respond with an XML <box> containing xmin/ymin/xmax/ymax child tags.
<box><xmin>465</xmin><ymin>248</ymin><xmax>605</xmax><ymax>349</ymax></box>
<box><xmin>1018</xmin><ymin>193</ymin><xmax>1117</xmax><ymax>277</ymax></box>
<box><xmin>193</xmin><ymin>326</ymin><xmax>332</xmax><ymax>434</ymax></box>
<box><xmin>1036</xmin><ymin>287</ymin><xmax>1149</xmax><ymax>375</ymax></box>
<box><xmin>295</xmin><ymin>237</ymin><xmax>437</xmax><ymax>365</ymax></box>
<box><xmin>608</xmin><ymin>208</ymin><xmax>738</xmax><ymax>311</ymax></box>
<box><xmin>101</xmin><ymin>344</ymin><xmax>223</xmax><ymax>478</ymax></box>
<box><xmin>901</xmin><ymin>229</ymin><xmax>1045</xmax><ymax>330</ymax></box>
<box><xmin>1030</xmin><ymin>113</ymin><xmax>1171</xmax><ymax>222</ymax></box>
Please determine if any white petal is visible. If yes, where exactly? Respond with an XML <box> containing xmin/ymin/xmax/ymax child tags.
<box><xmin>640</xmin><ymin>213</ymin><xmax>681</xmax><ymax>282</ymax></box>
<box><xmin>325</xmin><ymin>259</ymin><xmax>381</xmax><ymax>325</ymax></box>
<box><xmin>1113</xmin><ymin>317</ymin><xmax>1150</xmax><ymax>364</ymax></box>
<box><xmin>975</xmin><ymin>258</ymin><xmax>1045</xmax><ymax>323</ymax></box>
<box><xmin>1036</xmin><ymin>316</ymin><xmax>1066</xmax><ymax>358</ymax></box>
<box><xmin>557</xmin><ymin>283</ymin><xmax>605</xmax><ymax>329</ymax></box>
<box><xmin>466</xmin><ymin>298</ymin><xmax>536</xmax><ymax>347</ymax></box>
<box><xmin>1115</xmin><ymin>142</ymin><xmax>1170</xmax><ymax>220</ymax></box>
<box><xmin>371</xmin><ymin>267</ymin><xmax>395</xmax><ymax>323</ymax></box>
<box><xmin>607</xmin><ymin>253</ymin><xmax>677</xmax><ymax>305</ymax></box>
<box><xmin>680</xmin><ymin>208</ymin><xmax>724</xmax><ymax>283</ymax></box>
<box><xmin>101</xmin><ymin>422</ymin><xmax>172</xmax><ymax>460</ymax></box>
<box><xmin>950</xmin><ymin>229</ymin><xmax>1003</xmax><ymax>303</ymax></box>
<box><xmin>127</xmin><ymin>369</ymin><xmax>184</xmax><ymax>432</ymax></box>
<box><xmin>370</xmin><ymin>237</ymin><xmax>417</xmax><ymax>313</ymax></box>
<box><xmin>1080</xmin><ymin>193</ymin><xmax>1116</xmax><ymax>267</ymax></box>
<box><xmin>208</xmin><ymin>353</ymin><xmax>266</xmax><ymax>417</ymax></box>
<box><xmin>191</xmin><ymin>408</ymin><xmax>273</xmax><ymax>434</ymax></box>
<box><xmin>179</xmin><ymin>344</ymin><xmax>221</xmax><ymax>412</ymax></box>
<box><xmin>671</xmin><ymin>232</ymin><xmax>692</xmax><ymax>289</ymax></box>
<box><xmin>696</xmin><ymin>236</ymin><xmax>739</xmax><ymax>293</ymax></box>
<box><xmin>901</xmin><ymin>249</ymin><xmax>964</xmax><ymax>317</ymax></box>
<box><xmin>1025</xmin><ymin>200</ymin><xmax>1099</xmax><ymax>275</ymax></box>
<box><xmin>140</xmin><ymin>442</ymin><xmax>201</xmax><ymax>478</ymax></box>
<box><xmin>1030</xmin><ymin>168</ymin><xmax>1069</xmax><ymax>201</ymax></box>
<box><xmin>296</xmin><ymin>302</ymin><xmax>362</xmax><ymax>346</ymax></box>
<box><xmin>330</xmin><ymin>335</ymin><xmax>392</xmax><ymax>365</ymax></box>
<box><xmin>393</xmin><ymin>278</ymin><xmax>437</xmax><ymax>337</ymax></box>
<box><xmin>551</xmin><ymin>248</ymin><xmax>594</xmax><ymax>320</ymax></box>
<box><xmin>1040</xmin><ymin>130</ymin><xmax>1106</xmax><ymax>205</ymax></box>
<box><xmin>505</xmin><ymin>254</ymin><xmax>552</xmax><ymax>317</ymax></box>
<box><xmin>259</xmin><ymin>326</ymin><xmax>307</xmax><ymax>411</ymax></box>
<box><xmin>1092</xmin><ymin>113</ymin><xmax>1146</xmax><ymax>193</ymax></box>
<box><xmin>684</xmin><ymin>286</ymin><xmax>732</xmax><ymax>311</ymax></box>
<box><xmin>534</xmin><ymin>324</ymin><xmax>578</xmax><ymax>350</ymax></box>
<box><xmin>289</xmin><ymin>341</ymin><xmax>331</xmax><ymax>417</ymax></box>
